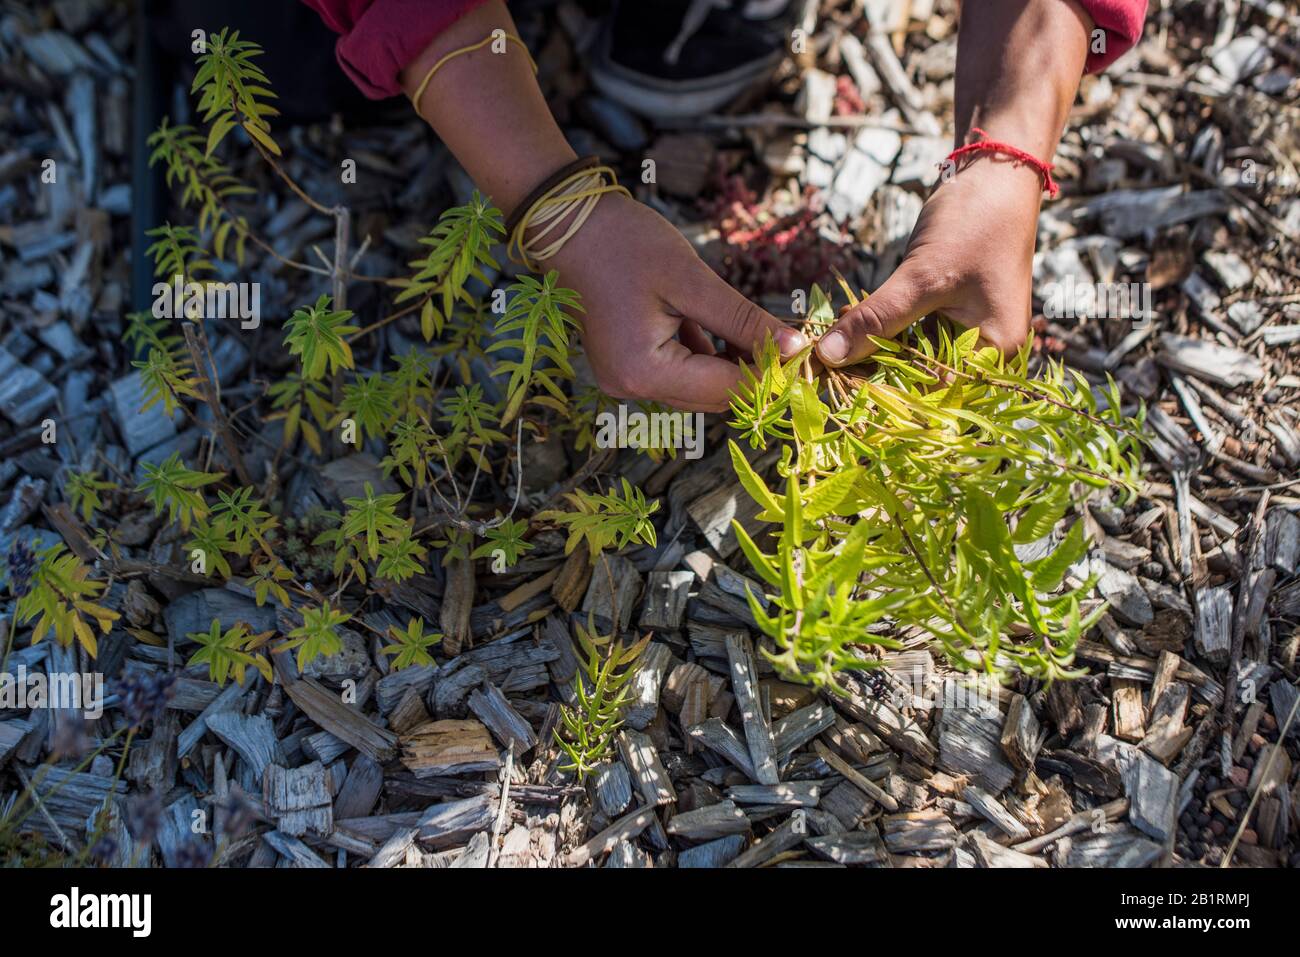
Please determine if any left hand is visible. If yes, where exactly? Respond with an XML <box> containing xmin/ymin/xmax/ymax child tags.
<box><xmin>816</xmin><ymin>155</ymin><xmax>1044</xmax><ymax>367</ymax></box>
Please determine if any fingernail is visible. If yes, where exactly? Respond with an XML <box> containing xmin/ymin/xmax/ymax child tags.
<box><xmin>775</xmin><ymin>327</ymin><xmax>807</xmax><ymax>356</ymax></box>
<box><xmin>818</xmin><ymin>330</ymin><xmax>849</xmax><ymax>365</ymax></box>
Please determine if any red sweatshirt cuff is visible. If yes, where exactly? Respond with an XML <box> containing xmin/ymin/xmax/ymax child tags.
<box><xmin>1076</xmin><ymin>0</ymin><xmax>1148</xmax><ymax>73</ymax></box>
<box><xmin>302</xmin><ymin>0</ymin><xmax>490</xmax><ymax>99</ymax></box>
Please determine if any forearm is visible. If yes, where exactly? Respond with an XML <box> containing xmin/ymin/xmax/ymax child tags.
<box><xmin>953</xmin><ymin>0</ymin><xmax>1093</xmax><ymax>158</ymax></box>
<box><xmin>398</xmin><ymin>0</ymin><xmax>575</xmax><ymax>214</ymax></box>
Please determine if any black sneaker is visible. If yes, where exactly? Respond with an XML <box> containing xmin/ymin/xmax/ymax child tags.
<box><xmin>590</xmin><ymin>0</ymin><xmax>798</xmax><ymax>119</ymax></box>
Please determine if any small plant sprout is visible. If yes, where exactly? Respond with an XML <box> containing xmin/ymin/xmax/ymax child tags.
<box><xmin>555</xmin><ymin>619</ymin><xmax>651</xmax><ymax>780</ymax></box>
<box><xmin>281</xmin><ymin>603</ymin><xmax>350</xmax><ymax>672</ymax></box>
<box><xmin>339</xmin><ymin>482</ymin><xmax>407</xmax><ymax>561</ymax></box>
<box><xmin>380</xmin><ymin>617</ymin><xmax>443</xmax><ymax>671</ymax></box>
<box><xmin>7</xmin><ymin>541</ymin><xmax>119</xmax><ymax>656</ymax></box>
<box><xmin>249</xmin><ymin>559</ymin><xmax>295</xmax><ymax>608</ymax></box>
<box><xmin>191</xmin><ymin>27</ymin><xmax>281</xmax><ymax>157</ymax></box>
<box><xmin>537</xmin><ymin>478</ymin><xmax>659</xmax><ymax>560</ymax></box>
<box><xmin>63</xmin><ymin>470</ymin><xmax>117</xmax><ymax>524</ymax></box>
<box><xmin>392</xmin><ymin>191</ymin><xmax>504</xmax><ymax>341</ymax></box>
<box><xmin>283</xmin><ymin>294</ymin><xmax>357</xmax><ymax>380</ymax></box>
<box><xmin>470</xmin><ymin>515</ymin><xmax>532</xmax><ymax>570</ymax></box>
<box><xmin>491</xmin><ymin>271</ymin><xmax>584</xmax><ymax>423</ymax></box>
<box><xmin>186</xmin><ymin>619</ymin><xmax>274</xmax><ymax>687</ymax></box>
<box><xmin>136</xmin><ymin>452</ymin><xmax>225</xmax><ymax>532</ymax></box>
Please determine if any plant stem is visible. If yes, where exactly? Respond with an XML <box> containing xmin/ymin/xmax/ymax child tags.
<box><xmin>183</xmin><ymin>322</ymin><xmax>253</xmax><ymax>486</ymax></box>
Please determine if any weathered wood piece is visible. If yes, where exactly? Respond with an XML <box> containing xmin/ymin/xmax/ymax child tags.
<box><xmin>1140</xmin><ymin>683</ymin><xmax>1191</xmax><ymax>765</ymax></box>
<box><xmin>821</xmin><ymin>781</ymin><xmax>875</xmax><ymax>830</ymax></box>
<box><xmin>639</xmin><ymin>570</ymin><xmax>693</xmax><ymax>630</ymax></box>
<box><xmin>963</xmin><ymin>785</ymin><xmax>1031</xmax><ymax>841</ymax></box>
<box><xmin>400</xmin><ymin>719</ymin><xmax>499</xmax><ymax>777</ymax></box>
<box><xmin>581</xmin><ymin>553</ymin><xmax>642</xmax><ymax>630</ymax></box>
<box><xmin>678</xmin><ymin>833</ymin><xmax>747</xmax><ymax>867</ymax></box>
<box><xmin>726</xmin><ymin>815</ymin><xmax>804</xmax><ymax>868</ymax></box>
<box><xmin>206</xmin><ymin>711</ymin><xmax>285</xmax><ymax>781</ymax></box>
<box><xmin>772</xmin><ymin>703</ymin><xmax>835</xmax><ymax>760</ymax></box>
<box><xmin>264</xmin><ymin>830</ymin><xmax>331</xmax><ymax>868</ymax></box>
<box><xmin>1194</xmin><ymin>585</ymin><xmax>1233</xmax><ymax>664</ymax></box>
<box><xmin>273</xmin><ymin>656</ymin><xmax>398</xmax><ymax>762</ymax></box>
<box><xmin>623</xmin><ymin>640</ymin><xmax>672</xmax><ymax>730</ymax></box>
<box><xmin>938</xmin><ymin>706</ymin><xmax>1016</xmax><ymax>795</ymax></box>
<box><xmin>565</xmin><ymin>806</ymin><xmax>657</xmax><ymax>867</ymax></box>
<box><xmin>416</xmin><ymin>793</ymin><xmax>496</xmax><ymax>849</ymax></box>
<box><xmin>806</xmin><ymin>827</ymin><xmax>889</xmax><ymax>866</ymax></box>
<box><xmin>589</xmin><ymin>761</ymin><xmax>633</xmax><ymax>817</ymax></box>
<box><xmin>1111</xmin><ymin>678</ymin><xmax>1146</xmax><ymax>742</ymax></box>
<box><xmin>467</xmin><ymin>681</ymin><xmax>537</xmax><ymax>754</ymax></box>
<box><xmin>263</xmin><ymin>761</ymin><xmax>333</xmax><ymax>837</ymax></box>
<box><xmin>812</xmin><ymin>739</ymin><xmax>898</xmax><ymax>812</ymax></box>
<box><xmin>440</xmin><ymin>556</ymin><xmax>474</xmax><ymax>656</ymax></box>
<box><xmin>1001</xmin><ymin>693</ymin><xmax>1044</xmax><ymax>770</ymax></box>
<box><xmin>725</xmin><ymin>782</ymin><xmax>823</xmax><ymax>807</ymax></box>
<box><xmin>966</xmin><ymin>830</ymin><xmax>1047</xmax><ymax>868</ymax></box>
<box><xmin>1156</xmin><ymin>333</ymin><xmax>1265</xmax><ymax>389</ymax></box>
<box><xmin>725</xmin><ymin>633</ymin><xmax>778</xmax><ymax>785</ymax></box>
<box><xmin>1065</xmin><ymin>828</ymin><xmax>1163</xmax><ymax>868</ymax></box>
<box><xmin>882</xmin><ymin>810</ymin><xmax>959</xmax><ymax>853</ymax></box>
<box><xmin>334</xmin><ymin>754</ymin><xmax>383</xmax><ymax>820</ymax></box>
<box><xmin>617</xmin><ymin>729</ymin><xmax>677</xmax><ymax>807</ymax></box>
<box><xmin>687</xmin><ymin>480</ymin><xmax>765</xmax><ymax>558</ymax></box>
<box><xmin>834</xmin><ymin>691</ymin><xmax>937</xmax><ymax>764</ymax></box>
<box><xmin>667</xmin><ymin>800</ymin><xmax>751</xmax><ymax>840</ymax></box>
<box><xmin>686</xmin><ymin>718</ymin><xmax>756</xmax><ymax>778</ymax></box>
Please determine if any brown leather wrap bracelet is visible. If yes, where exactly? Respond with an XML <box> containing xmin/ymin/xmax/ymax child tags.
<box><xmin>503</xmin><ymin>154</ymin><xmax>601</xmax><ymax>238</ymax></box>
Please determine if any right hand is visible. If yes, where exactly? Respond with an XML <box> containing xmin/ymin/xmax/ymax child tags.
<box><xmin>549</xmin><ymin>192</ymin><xmax>807</xmax><ymax>413</ymax></box>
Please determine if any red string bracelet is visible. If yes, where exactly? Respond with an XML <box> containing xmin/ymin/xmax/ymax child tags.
<box><xmin>941</xmin><ymin>127</ymin><xmax>1060</xmax><ymax>198</ymax></box>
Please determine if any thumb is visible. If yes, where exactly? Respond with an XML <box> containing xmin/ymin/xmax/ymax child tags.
<box><xmin>816</xmin><ymin>263</ymin><xmax>948</xmax><ymax>367</ymax></box>
<box><xmin>673</xmin><ymin>263</ymin><xmax>807</xmax><ymax>358</ymax></box>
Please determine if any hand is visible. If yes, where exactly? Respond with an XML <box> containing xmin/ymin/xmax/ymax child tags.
<box><xmin>816</xmin><ymin>157</ymin><xmax>1042</xmax><ymax>368</ymax></box>
<box><xmin>550</xmin><ymin>192</ymin><xmax>807</xmax><ymax>412</ymax></box>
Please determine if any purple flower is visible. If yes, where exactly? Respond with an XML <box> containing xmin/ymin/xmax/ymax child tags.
<box><xmin>89</xmin><ymin>834</ymin><xmax>119</xmax><ymax>866</ymax></box>
<box><xmin>117</xmin><ymin>669</ymin><xmax>178</xmax><ymax>728</ymax></box>
<box><xmin>123</xmin><ymin>792</ymin><xmax>163</xmax><ymax>844</ymax></box>
<box><xmin>5</xmin><ymin>539</ymin><xmax>37</xmax><ymax>598</ymax></box>
<box><xmin>221</xmin><ymin>787</ymin><xmax>258</xmax><ymax>839</ymax></box>
<box><xmin>174</xmin><ymin>838</ymin><xmax>213</xmax><ymax>869</ymax></box>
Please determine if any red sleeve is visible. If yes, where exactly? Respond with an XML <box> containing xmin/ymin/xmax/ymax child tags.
<box><xmin>1075</xmin><ymin>0</ymin><xmax>1147</xmax><ymax>72</ymax></box>
<box><xmin>301</xmin><ymin>0</ymin><xmax>490</xmax><ymax>99</ymax></box>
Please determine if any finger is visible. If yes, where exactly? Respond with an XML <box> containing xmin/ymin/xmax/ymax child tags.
<box><xmin>651</xmin><ymin>339</ymin><xmax>748</xmax><ymax>413</ymax></box>
<box><xmin>669</xmin><ymin>265</ymin><xmax>807</xmax><ymax>358</ymax></box>
<box><xmin>678</xmin><ymin>319</ymin><xmax>716</xmax><ymax>355</ymax></box>
<box><xmin>816</xmin><ymin>262</ymin><xmax>950</xmax><ymax>367</ymax></box>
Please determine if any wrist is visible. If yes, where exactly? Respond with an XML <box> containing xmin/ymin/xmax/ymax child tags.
<box><xmin>546</xmin><ymin>189</ymin><xmax>632</xmax><ymax>277</ymax></box>
<box><xmin>399</xmin><ymin>2</ymin><xmax>576</xmax><ymax>214</ymax></box>
<box><xmin>953</xmin><ymin>0</ymin><xmax>1090</xmax><ymax>158</ymax></box>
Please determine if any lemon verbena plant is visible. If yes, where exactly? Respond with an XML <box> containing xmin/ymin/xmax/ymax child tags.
<box><xmin>727</xmin><ymin>283</ymin><xmax>1143</xmax><ymax>691</ymax></box>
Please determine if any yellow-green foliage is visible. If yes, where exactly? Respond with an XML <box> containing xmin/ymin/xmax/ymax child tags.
<box><xmin>555</xmin><ymin>620</ymin><xmax>650</xmax><ymax>780</ymax></box>
<box><xmin>10</xmin><ymin>543</ymin><xmax>119</xmax><ymax>656</ymax></box>
<box><xmin>729</xmin><ymin>284</ymin><xmax>1144</xmax><ymax>690</ymax></box>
